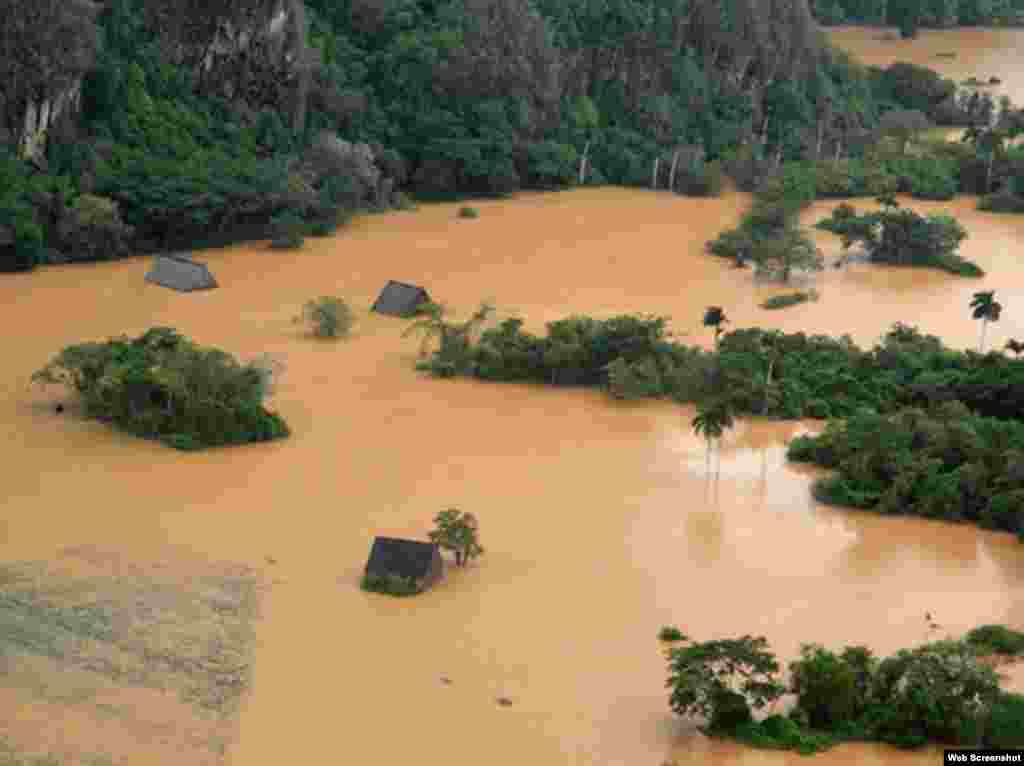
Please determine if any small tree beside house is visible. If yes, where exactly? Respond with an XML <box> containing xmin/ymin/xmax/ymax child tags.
<box><xmin>429</xmin><ymin>509</ymin><xmax>484</xmax><ymax>567</ymax></box>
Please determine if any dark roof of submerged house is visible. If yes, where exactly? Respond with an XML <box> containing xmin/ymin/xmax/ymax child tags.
<box><xmin>365</xmin><ymin>537</ymin><xmax>441</xmax><ymax>581</ymax></box>
<box><xmin>145</xmin><ymin>254</ymin><xmax>218</xmax><ymax>292</ymax></box>
<box><xmin>371</xmin><ymin>280</ymin><xmax>430</xmax><ymax>317</ymax></box>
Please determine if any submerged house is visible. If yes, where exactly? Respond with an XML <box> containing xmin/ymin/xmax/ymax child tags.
<box><xmin>371</xmin><ymin>281</ymin><xmax>430</xmax><ymax>317</ymax></box>
<box><xmin>364</xmin><ymin>537</ymin><xmax>444</xmax><ymax>592</ymax></box>
<box><xmin>145</xmin><ymin>254</ymin><xmax>218</xmax><ymax>292</ymax></box>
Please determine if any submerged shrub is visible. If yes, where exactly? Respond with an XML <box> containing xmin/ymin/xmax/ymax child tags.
<box><xmin>360</xmin><ymin>573</ymin><xmax>421</xmax><ymax>597</ymax></box>
<box><xmin>269</xmin><ymin>211</ymin><xmax>305</xmax><ymax>250</ymax></box>
<box><xmin>790</xmin><ymin>644</ymin><xmax>876</xmax><ymax>730</ymax></box>
<box><xmin>761</xmin><ymin>289</ymin><xmax>820</xmax><ymax>310</ymax></box>
<box><xmin>56</xmin><ymin>193</ymin><xmax>135</xmax><ymax>262</ymax></box>
<box><xmin>870</xmin><ymin>640</ymin><xmax>1000</xmax><ymax>745</ymax></box>
<box><xmin>658</xmin><ymin>626</ymin><xmax>685</xmax><ymax>642</ymax></box>
<box><xmin>458</xmin><ymin>206</ymin><xmax>479</xmax><ymax>219</ymax></box>
<box><xmin>31</xmin><ymin>327</ymin><xmax>290</xmax><ymax>450</ymax></box>
<box><xmin>294</xmin><ymin>296</ymin><xmax>355</xmax><ymax>339</ymax></box>
<box><xmin>732</xmin><ymin>715</ymin><xmax>836</xmax><ymax>754</ymax></box>
<box><xmin>965</xmin><ymin>625</ymin><xmax>1024</xmax><ymax>656</ymax></box>
<box><xmin>816</xmin><ymin>204</ymin><xmax>982</xmax><ymax>277</ymax></box>
<box><xmin>983</xmin><ymin>692</ymin><xmax>1024</xmax><ymax>747</ymax></box>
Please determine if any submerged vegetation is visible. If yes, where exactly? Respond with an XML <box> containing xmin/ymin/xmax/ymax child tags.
<box><xmin>761</xmin><ymin>289</ymin><xmax>820</xmax><ymax>310</ymax></box>
<box><xmin>294</xmin><ymin>296</ymin><xmax>355</xmax><ymax>339</ymax></box>
<box><xmin>815</xmin><ymin>197</ymin><xmax>983</xmax><ymax>277</ymax></box>
<box><xmin>31</xmin><ymin>327</ymin><xmax>290</xmax><ymax>450</ymax></box>
<box><xmin>661</xmin><ymin>627</ymin><xmax>1024</xmax><ymax>753</ymax></box>
<box><xmin>359</xmin><ymin>572</ymin><xmax>421</xmax><ymax>597</ymax></box>
<box><xmin>411</xmin><ymin>305</ymin><xmax>1024</xmax><ymax>538</ymax></box>
<box><xmin>788</xmin><ymin>403</ymin><xmax>1024</xmax><ymax>538</ymax></box>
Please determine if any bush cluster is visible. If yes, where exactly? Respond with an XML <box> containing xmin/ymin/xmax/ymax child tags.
<box><xmin>965</xmin><ymin>625</ymin><xmax>1024</xmax><ymax>656</ymax></box>
<box><xmin>816</xmin><ymin>201</ymin><xmax>982</xmax><ymax>277</ymax></box>
<box><xmin>788</xmin><ymin>403</ymin><xmax>1024</xmax><ymax>537</ymax></box>
<box><xmin>31</xmin><ymin>327</ymin><xmax>290</xmax><ymax>450</ymax></box>
<box><xmin>661</xmin><ymin>629</ymin><xmax>1024</xmax><ymax>754</ymax></box>
<box><xmin>294</xmin><ymin>297</ymin><xmax>355</xmax><ymax>339</ymax></box>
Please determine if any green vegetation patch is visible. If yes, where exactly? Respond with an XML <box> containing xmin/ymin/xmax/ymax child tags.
<box><xmin>816</xmin><ymin>200</ymin><xmax>983</xmax><ymax>277</ymax></box>
<box><xmin>661</xmin><ymin>629</ymin><xmax>1024</xmax><ymax>755</ymax></box>
<box><xmin>360</xmin><ymin>573</ymin><xmax>421</xmax><ymax>597</ymax></box>
<box><xmin>32</xmin><ymin>327</ymin><xmax>289</xmax><ymax>450</ymax></box>
<box><xmin>787</xmin><ymin>403</ymin><xmax>1024</xmax><ymax>537</ymax></box>
<box><xmin>965</xmin><ymin>625</ymin><xmax>1024</xmax><ymax>656</ymax></box>
<box><xmin>294</xmin><ymin>296</ymin><xmax>355</xmax><ymax>339</ymax></box>
<box><xmin>761</xmin><ymin>290</ymin><xmax>819</xmax><ymax>310</ymax></box>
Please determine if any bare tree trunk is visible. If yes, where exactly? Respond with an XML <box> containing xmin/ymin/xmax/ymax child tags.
<box><xmin>763</xmin><ymin>358</ymin><xmax>775</xmax><ymax>414</ymax></box>
<box><xmin>285</xmin><ymin>0</ymin><xmax>310</xmax><ymax>134</ymax></box>
<box><xmin>986</xmin><ymin>151</ymin><xmax>995</xmax><ymax>193</ymax></box>
<box><xmin>668</xmin><ymin>150</ymin><xmax>680</xmax><ymax>192</ymax></box>
<box><xmin>652</xmin><ymin>157</ymin><xmax>660</xmax><ymax>190</ymax></box>
<box><xmin>579</xmin><ymin>141</ymin><xmax>590</xmax><ymax>185</ymax></box>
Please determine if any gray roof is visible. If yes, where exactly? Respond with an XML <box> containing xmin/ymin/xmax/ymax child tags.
<box><xmin>365</xmin><ymin>537</ymin><xmax>440</xmax><ymax>580</ymax></box>
<box><xmin>371</xmin><ymin>280</ymin><xmax>429</xmax><ymax>317</ymax></box>
<box><xmin>145</xmin><ymin>255</ymin><xmax>218</xmax><ymax>292</ymax></box>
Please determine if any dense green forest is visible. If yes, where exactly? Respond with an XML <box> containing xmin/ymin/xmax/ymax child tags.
<box><xmin>812</xmin><ymin>0</ymin><xmax>1024</xmax><ymax>29</ymax></box>
<box><xmin>4</xmin><ymin>0</ymin><xmax>1023</xmax><ymax>272</ymax></box>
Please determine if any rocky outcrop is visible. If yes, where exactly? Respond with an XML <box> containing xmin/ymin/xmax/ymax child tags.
<box><xmin>18</xmin><ymin>81</ymin><xmax>83</xmax><ymax>163</ymax></box>
<box><xmin>301</xmin><ymin>131</ymin><xmax>400</xmax><ymax>208</ymax></box>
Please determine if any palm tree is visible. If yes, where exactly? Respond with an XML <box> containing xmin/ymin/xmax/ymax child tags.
<box><xmin>1005</xmin><ymin>339</ymin><xmax>1024</xmax><ymax>357</ymax></box>
<box><xmin>970</xmin><ymin>291</ymin><xmax>1002</xmax><ymax>353</ymax></box>
<box><xmin>760</xmin><ymin>331</ymin><xmax>783</xmax><ymax>415</ymax></box>
<box><xmin>691</xmin><ymin>398</ymin><xmax>735</xmax><ymax>458</ymax></box>
<box><xmin>403</xmin><ymin>301</ymin><xmax>495</xmax><ymax>358</ymax></box>
<box><xmin>703</xmin><ymin>306</ymin><xmax>729</xmax><ymax>349</ymax></box>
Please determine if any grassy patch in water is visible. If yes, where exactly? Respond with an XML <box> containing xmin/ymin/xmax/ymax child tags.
<box><xmin>760</xmin><ymin>289</ymin><xmax>819</xmax><ymax>310</ymax></box>
<box><xmin>0</xmin><ymin>552</ymin><xmax>260</xmax><ymax>716</ymax></box>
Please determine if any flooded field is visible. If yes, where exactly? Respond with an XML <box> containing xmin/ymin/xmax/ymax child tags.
<box><xmin>1</xmin><ymin>26</ymin><xmax>1024</xmax><ymax>766</ymax></box>
<box><xmin>827</xmin><ymin>25</ymin><xmax>1024</xmax><ymax>108</ymax></box>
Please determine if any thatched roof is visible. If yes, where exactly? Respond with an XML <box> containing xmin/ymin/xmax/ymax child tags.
<box><xmin>145</xmin><ymin>255</ymin><xmax>218</xmax><ymax>292</ymax></box>
<box><xmin>371</xmin><ymin>280</ymin><xmax>429</xmax><ymax>317</ymax></box>
<box><xmin>365</xmin><ymin>537</ymin><xmax>441</xmax><ymax>581</ymax></box>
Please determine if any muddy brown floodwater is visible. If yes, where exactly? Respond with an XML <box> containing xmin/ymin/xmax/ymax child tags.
<box><xmin>2</xmin><ymin>28</ymin><xmax>1024</xmax><ymax>766</ymax></box>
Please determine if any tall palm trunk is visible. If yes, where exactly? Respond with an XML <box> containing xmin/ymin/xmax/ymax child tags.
<box><xmin>763</xmin><ymin>357</ymin><xmax>775</xmax><ymax>414</ymax></box>
<box><xmin>979</xmin><ymin>318</ymin><xmax>988</xmax><ymax>353</ymax></box>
